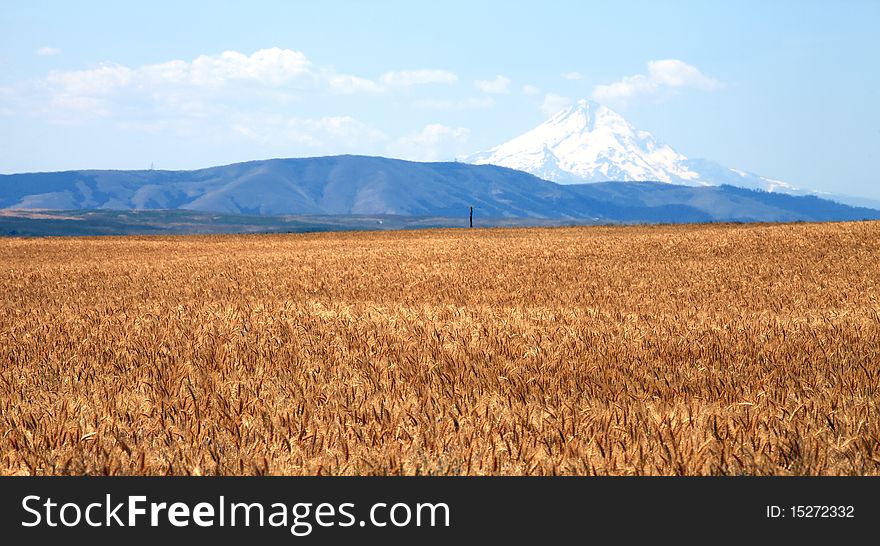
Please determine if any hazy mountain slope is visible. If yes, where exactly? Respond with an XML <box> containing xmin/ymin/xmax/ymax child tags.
<box><xmin>2</xmin><ymin>155</ymin><xmax>878</xmax><ymax>226</ymax></box>
<box><xmin>565</xmin><ymin>182</ymin><xmax>877</xmax><ymax>222</ymax></box>
<box><xmin>0</xmin><ymin>156</ymin><xmax>592</xmax><ymax>218</ymax></box>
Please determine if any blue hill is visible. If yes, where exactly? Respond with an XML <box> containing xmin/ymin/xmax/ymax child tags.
<box><xmin>2</xmin><ymin>155</ymin><xmax>878</xmax><ymax>225</ymax></box>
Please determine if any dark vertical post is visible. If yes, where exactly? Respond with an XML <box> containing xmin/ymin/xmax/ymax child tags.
<box><xmin>469</xmin><ymin>206</ymin><xmax>473</xmax><ymax>228</ymax></box>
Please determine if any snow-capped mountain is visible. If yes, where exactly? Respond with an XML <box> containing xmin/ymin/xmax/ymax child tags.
<box><xmin>466</xmin><ymin>99</ymin><xmax>797</xmax><ymax>193</ymax></box>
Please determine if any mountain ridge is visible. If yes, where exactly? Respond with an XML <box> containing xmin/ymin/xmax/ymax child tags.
<box><xmin>2</xmin><ymin>155</ymin><xmax>878</xmax><ymax>228</ymax></box>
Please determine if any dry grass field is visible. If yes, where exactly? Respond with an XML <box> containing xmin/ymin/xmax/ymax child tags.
<box><xmin>1</xmin><ymin>221</ymin><xmax>879</xmax><ymax>475</ymax></box>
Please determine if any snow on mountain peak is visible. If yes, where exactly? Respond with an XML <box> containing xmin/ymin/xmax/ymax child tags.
<box><xmin>467</xmin><ymin>99</ymin><xmax>704</xmax><ymax>185</ymax></box>
<box><xmin>465</xmin><ymin>99</ymin><xmax>795</xmax><ymax>193</ymax></box>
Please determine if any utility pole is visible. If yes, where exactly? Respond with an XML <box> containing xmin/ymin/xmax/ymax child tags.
<box><xmin>469</xmin><ymin>206</ymin><xmax>473</xmax><ymax>228</ymax></box>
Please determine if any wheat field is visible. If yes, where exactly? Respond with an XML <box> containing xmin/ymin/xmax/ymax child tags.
<box><xmin>1</xmin><ymin>221</ymin><xmax>879</xmax><ymax>475</ymax></box>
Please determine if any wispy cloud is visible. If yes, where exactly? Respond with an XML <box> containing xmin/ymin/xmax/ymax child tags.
<box><xmin>232</xmin><ymin>114</ymin><xmax>387</xmax><ymax>149</ymax></box>
<box><xmin>379</xmin><ymin>69</ymin><xmax>458</xmax><ymax>88</ymax></box>
<box><xmin>43</xmin><ymin>48</ymin><xmax>318</xmax><ymax>110</ymax></box>
<box><xmin>561</xmin><ymin>71</ymin><xmax>584</xmax><ymax>81</ymax></box>
<box><xmin>287</xmin><ymin>116</ymin><xmax>386</xmax><ymax>146</ymax></box>
<box><xmin>522</xmin><ymin>84</ymin><xmax>539</xmax><ymax>95</ymax></box>
<box><xmin>474</xmin><ymin>75</ymin><xmax>511</xmax><ymax>94</ymax></box>
<box><xmin>124</xmin><ymin>110</ymin><xmax>389</xmax><ymax>156</ymax></box>
<box><xmin>36</xmin><ymin>46</ymin><xmax>62</xmax><ymax>56</ymax></box>
<box><xmin>47</xmin><ymin>63</ymin><xmax>134</xmax><ymax>95</ymax></box>
<box><xmin>324</xmin><ymin>73</ymin><xmax>384</xmax><ymax>94</ymax></box>
<box><xmin>388</xmin><ymin>124</ymin><xmax>471</xmax><ymax>161</ymax></box>
<box><xmin>27</xmin><ymin>48</ymin><xmax>462</xmax><ymax>125</ymax></box>
<box><xmin>592</xmin><ymin>59</ymin><xmax>721</xmax><ymax>104</ymax></box>
<box><xmin>13</xmin><ymin>47</ymin><xmax>477</xmax><ymax>161</ymax></box>
<box><xmin>540</xmin><ymin>93</ymin><xmax>572</xmax><ymax>116</ymax></box>
<box><xmin>413</xmin><ymin>97</ymin><xmax>494</xmax><ymax>111</ymax></box>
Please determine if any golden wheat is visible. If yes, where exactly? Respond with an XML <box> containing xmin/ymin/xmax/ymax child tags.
<box><xmin>1</xmin><ymin>222</ymin><xmax>879</xmax><ymax>475</ymax></box>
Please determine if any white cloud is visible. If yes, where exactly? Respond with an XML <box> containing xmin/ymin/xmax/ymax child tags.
<box><xmin>231</xmin><ymin>123</ymin><xmax>263</xmax><ymax>142</ymax></box>
<box><xmin>540</xmin><ymin>93</ymin><xmax>572</xmax><ymax>116</ymax></box>
<box><xmin>188</xmin><ymin>48</ymin><xmax>312</xmax><ymax>86</ymax></box>
<box><xmin>136</xmin><ymin>48</ymin><xmax>314</xmax><ymax>88</ymax></box>
<box><xmin>34</xmin><ymin>50</ymin><xmax>463</xmax><ymax>125</ymax></box>
<box><xmin>48</xmin><ymin>95</ymin><xmax>112</xmax><ymax>122</ymax></box>
<box><xmin>284</xmin><ymin>116</ymin><xmax>387</xmax><ymax>148</ymax></box>
<box><xmin>561</xmin><ymin>71</ymin><xmax>584</xmax><ymax>81</ymax></box>
<box><xmin>388</xmin><ymin>124</ymin><xmax>471</xmax><ymax>161</ymax></box>
<box><xmin>379</xmin><ymin>69</ymin><xmax>458</xmax><ymax>88</ymax></box>
<box><xmin>324</xmin><ymin>73</ymin><xmax>384</xmax><ymax>94</ymax></box>
<box><xmin>521</xmin><ymin>84</ymin><xmax>540</xmax><ymax>95</ymax></box>
<box><xmin>42</xmin><ymin>48</ymin><xmax>447</xmax><ymax>107</ymax></box>
<box><xmin>36</xmin><ymin>46</ymin><xmax>61</xmax><ymax>56</ymax></box>
<box><xmin>139</xmin><ymin>60</ymin><xmax>191</xmax><ymax>85</ymax></box>
<box><xmin>48</xmin><ymin>63</ymin><xmax>134</xmax><ymax>95</ymax></box>
<box><xmin>22</xmin><ymin>48</ymin><xmax>468</xmax><ymax>156</ymax></box>
<box><xmin>412</xmin><ymin>97</ymin><xmax>494</xmax><ymax>111</ymax></box>
<box><xmin>592</xmin><ymin>59</ymin><xmax>720</xmax><ymax>104</ymax></box>
<box><xmin>474</xmin><ymin>75</ymin><xmax>511</xmax><ymax>94</ymax></box>
<box><xmin>36</xmin><ymin>48</ymin><xmax>452</xmax><ymax>123</ymax></box>
<box><xmin>196</xmin><ymin>113</ymin><xmax>388</xmax><ymax>153</ymax></box>
<box><xmin>647</xmin><ymin>59</ymin><xmax>720</xmax><ymax>90</ymax></box>
<box><xmin>592</xmin><ymin>74</ymin><xmax>655</xmax><ymax>103</ymax></box>
<box><xmin>44</xmin><ymin>49</ymin><xmax>318</xmax><ymax>104</ymax></box>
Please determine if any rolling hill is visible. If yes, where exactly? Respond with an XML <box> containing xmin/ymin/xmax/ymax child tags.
<box><xmin>1</xmin><ymin>155</ymin><xmax>878</xmax><ymax>235</ymax></box>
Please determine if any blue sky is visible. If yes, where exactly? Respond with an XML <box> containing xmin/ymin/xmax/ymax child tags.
<box><xmin>1</xmin><ymin>0</ymin><xmax>878</xmax><ymax>198</ymax></box>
